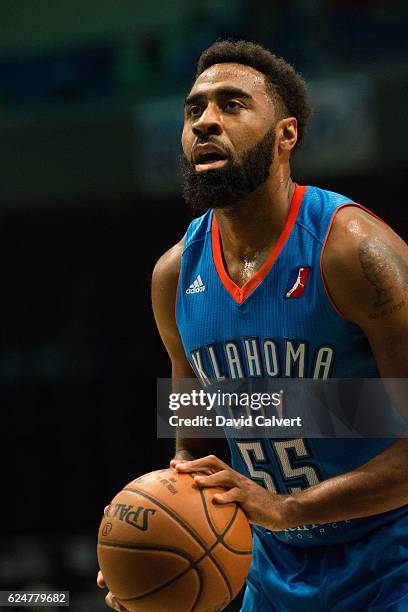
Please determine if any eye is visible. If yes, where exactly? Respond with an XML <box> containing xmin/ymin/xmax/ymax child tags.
<box><xmin>224</xmin><ymin>100</ymin><xmax>242</xmax><ymax>111</ymax></box>
<box><xmin>188</xmin><ymin>105</ymin><xmax>202</xmax><ymax>117</ymax></box>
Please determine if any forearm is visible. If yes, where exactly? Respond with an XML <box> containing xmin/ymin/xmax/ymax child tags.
<box><xmin>173</xmin><ymin>432</ymin><xmax>229</xmax><ymax>462</ymax></box>
<box><xmin>283</xmin><ymin>439</ymin><xmax>408</xmax><ymax>528</ymax></box>
<box><xmin>173</xmin><ymin>434</ymin><xmax>202</xmax><ymax>461</ymax></box>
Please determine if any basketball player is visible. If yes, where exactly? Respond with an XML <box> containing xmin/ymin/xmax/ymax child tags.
<box><xmin>99</xmin><ymin>40</ymin><xmax>408</xmax><ymax>611</ymax></box>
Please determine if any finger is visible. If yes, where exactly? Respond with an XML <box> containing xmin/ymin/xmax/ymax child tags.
<box><xmin>113</xmin><ymin>598</ymin><xmax>129</xmax><ymax>612</ymax></box>
<box><xmin>213</xmin><ymin>487</ymin><xmax>241</xmax><ymax>504</ymax></box>
<box><xmin>105</xmin><ymin>592</ymin><xmax>128</xmax><ymax>611</ymax></box>
<box><xmin>170</xmin><ymin>458</ymin><xmax>188</xmax><ymax>468</ymax></box>
<box><xmin>175</xmin><ymin>455</ymin><xmax>224</xmax><ymax>473</ymax></box>
<box><xmin>171</xmin><ymin>460</ymin><xmax>212</xmax><ymax>474</ymax></box>
<box><xmin>175</xmin><ymin>464</ymin><xmax>214</xmax><ymax>475</ymax></box>
<box><xmin>193</xmin><ymin>470</ymin><xmax>235</xmax><ymax>488</ymax></box>
<box><xmin>105</xmin><ymin>592</ymin><xmax>117</xmax><ymax>609</ymax></box>
<box><xmin>97</xmin><ymin>570</ymin><xmax>106</xmax><ymax>588</ymax></box>
<box><xmin>171</xmin><ymin>457</ymin><xmax>212</xmax><ymax>475</ymax></box>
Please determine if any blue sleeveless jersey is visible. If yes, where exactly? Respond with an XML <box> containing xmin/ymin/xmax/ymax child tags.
<box><xmin>175</xmin><ymin>184</ymin><xmax>408</xmax><ymax>548</ymax></box>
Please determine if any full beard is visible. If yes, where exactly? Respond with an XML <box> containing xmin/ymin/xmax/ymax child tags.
<box><xmin>181</xmin><ymin>126</ymin><xmax>276</xmax><ymax>213</ymax></box>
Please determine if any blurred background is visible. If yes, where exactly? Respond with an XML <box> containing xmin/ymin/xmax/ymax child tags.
<box><xmin>0</xmin><ymin>1</ymin><xmax>407</xmax><ymax>610</ymax></box>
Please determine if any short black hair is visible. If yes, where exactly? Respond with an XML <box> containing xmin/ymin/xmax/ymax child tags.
<box><xmin>195</xmin><ymin>40</ymin><xmax>311</xmax><ymax>148</ymax></box>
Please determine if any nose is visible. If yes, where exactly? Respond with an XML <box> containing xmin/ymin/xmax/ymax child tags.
<box><xmin>192</xmin><ymin>104</ymin><xmax>222</xmax><ymax>136</ymax></box>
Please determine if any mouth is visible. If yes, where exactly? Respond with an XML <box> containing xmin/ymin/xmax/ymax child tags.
<box><xmin>193</xmin><ymin>146</ymin><xmax>229</xmax><ymax>172</ymax></box>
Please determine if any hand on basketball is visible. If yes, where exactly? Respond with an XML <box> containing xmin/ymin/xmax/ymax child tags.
<box><xmin>174</xmin><ymin>455</ymin><xmax>291</xmax><ymax>531</ymax></box>
<box><xmin>97</xmin><ymin>570</ymin><xmax>129</xmax><ymax>611</ymax></box>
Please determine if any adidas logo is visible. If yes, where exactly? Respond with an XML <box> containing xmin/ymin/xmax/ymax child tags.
<box><xmin>186</xmin><ymin>275</ymin><xmax>206</xmax><ymax>294</ymax></box>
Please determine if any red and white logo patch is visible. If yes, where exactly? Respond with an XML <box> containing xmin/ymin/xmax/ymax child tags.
<box><xmin>285</xmin><ymin>267</ymin><xmax>311</xmax><ymax>298</ymax></box>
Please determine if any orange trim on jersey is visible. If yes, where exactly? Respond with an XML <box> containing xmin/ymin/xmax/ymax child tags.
<box><xmin>212</xmin><ymin>184</ymin><xmax>307</xmax><ymax>305</ymax></box>
<box><xmin>320</xmin><ymin>203</ymin><xmax>387</xmax><ymax>319</ymax></box>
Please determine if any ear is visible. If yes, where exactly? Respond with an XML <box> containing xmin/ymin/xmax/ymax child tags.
<box><xmin>277</xmin><ymin>117</ymin><xmax>298</xmax><ymax>153</ymax></box>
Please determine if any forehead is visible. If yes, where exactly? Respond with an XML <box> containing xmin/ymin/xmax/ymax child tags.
<box><xmin>189</xmin><ymin>62</ymin><xmax>270</xmax><ymax>101</ymax></box>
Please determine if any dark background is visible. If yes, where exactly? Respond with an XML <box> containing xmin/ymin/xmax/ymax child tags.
<box><xmin>0</xmin><ymin>1</ymin><xmax>407</xmax><ymax>610</ymax></box>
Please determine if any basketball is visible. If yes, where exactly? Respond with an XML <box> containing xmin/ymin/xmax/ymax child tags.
<box><xmin>97</xmin><ymin>468</ymin><xmax>252</xmax><ymax>611</ymax></box>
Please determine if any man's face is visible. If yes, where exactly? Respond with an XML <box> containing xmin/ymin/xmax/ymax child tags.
<box><xmin>181</xmin><ymin>63</ymin><xmax>277</xmax><ymax>212</ymax></box>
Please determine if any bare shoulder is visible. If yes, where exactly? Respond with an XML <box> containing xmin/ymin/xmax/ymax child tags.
<box><xmin>323</xmin><ymin>206</ymin><xmax>408</xmax><ymax>278</ymax></box>
<box><xmin>152</xmin><ymin>237</ymin><xmax>184</xmax><ymax>292</ymax></box>
<box><xmin>151</xmin><ymin>237</ymin><xmax>195</xmax><ymax>375</ymax></box>
<box><xmin>151</xmin><ymin>237</ymin><xmax>186</xmax><ymax>354</ymax></box>
<box><xmin>322</xmin><ymin>205</ymin><xmax>408</xmax><ymax>326</ymax></box>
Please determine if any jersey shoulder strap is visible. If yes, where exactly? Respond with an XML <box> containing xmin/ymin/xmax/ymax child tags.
<box><xmin>182</xmin><ymin>210</ymin><xmax>212</xmax><ymax>253</ymax></box>
<box><xmin>297</xmin><ymin>185</ymin><xmax>355</xmax><ymax>244</ymax></box>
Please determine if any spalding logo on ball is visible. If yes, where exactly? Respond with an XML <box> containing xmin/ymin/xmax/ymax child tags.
<box><xmin>97</xmin><ymin>468</ymin><xmax>252</xmax><ymax>612</ymax></box>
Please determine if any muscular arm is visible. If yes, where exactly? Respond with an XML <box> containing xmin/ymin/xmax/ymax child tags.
<box><xmin>323</xmin><ymin>206</ymin><xmax>408</xmax><ymax>376</ymax></box>
<box><xmin>286</xmin><ymin>206</ymin><xmax>408</xmax><ymax>526</ymax></box>
<box><xmin>151</xmin><ymin>241</ymin><xmax>228</xmax><ymax>464</ymax></box>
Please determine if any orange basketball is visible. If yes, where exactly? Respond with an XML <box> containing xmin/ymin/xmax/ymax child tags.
<box><xmin>97</xmin><ymin>468</ymin><xmax>252</xmax><ymax>611</ymax></box>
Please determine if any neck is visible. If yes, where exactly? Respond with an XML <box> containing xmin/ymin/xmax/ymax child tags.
<box><xmin>214</xmin><ymin>167</ymin><xmax>295</xmax><ymax>260</ymax></box>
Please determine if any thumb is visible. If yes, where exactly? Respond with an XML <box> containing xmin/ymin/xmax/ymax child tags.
<box><xmin>213</xmin><ymin>487</ymin><xmax>240</xmax><ymax>504</ymax></box>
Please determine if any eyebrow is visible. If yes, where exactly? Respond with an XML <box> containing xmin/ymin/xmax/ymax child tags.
<box><xmin>184</xmin><ymin>86</ymin><xmax>253</xmax><ymax>108</ymax></box>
